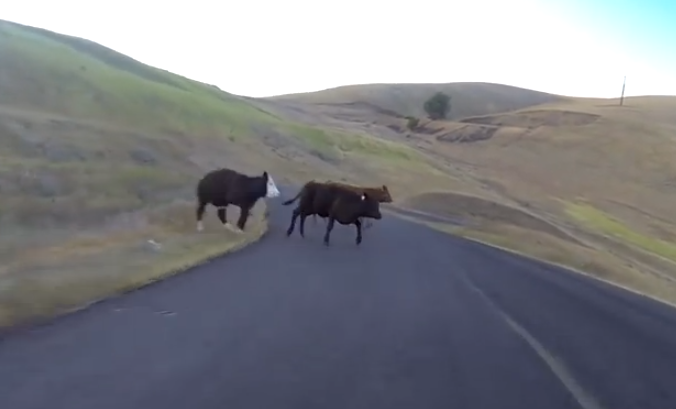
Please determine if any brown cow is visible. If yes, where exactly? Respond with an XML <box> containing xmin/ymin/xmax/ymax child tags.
<box><xmin>282</xmin><ymin>181</ymin><xmax>382</xmax><ymax>246</ymax></box>
<box><xmin>196</xmin><ymin>167</ymin><xmax>280</xmax><ymax>233</ymax></box>
<box><xmin>326</xmin><ymin>181</ymin><xmax>393</xmax><ymax>202</ymax></box>
<box><xmin>312</xmin><ymin>180</ymin><xmax>392</xmax><ymax>228</ymax></box>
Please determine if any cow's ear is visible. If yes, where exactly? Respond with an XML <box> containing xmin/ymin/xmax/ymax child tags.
<box><xmin>262</xmin><ymin>171</ymin><xmax>269</xmax><ymax>179</ymax></box>
<box><xmin>382</xmin><ymin>185</ymin><xmax>389</xmax><ymax>191</ymax></box>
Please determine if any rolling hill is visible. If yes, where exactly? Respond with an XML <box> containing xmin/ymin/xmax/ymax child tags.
<box><xmin>267</xmin><ymin>82</ymin><xmax>566</xmax><ymax>120</ymax></box>
<box><xmin>2</xmin><ymin>17</ymin><xmax>676</xmax><ymax>326</ymax></box>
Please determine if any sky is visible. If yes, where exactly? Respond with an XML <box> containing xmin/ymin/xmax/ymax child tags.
<box><xmin>2</xmin><ymin>0</ymin><xmax>675</xmax><ymax>98</ymax></box>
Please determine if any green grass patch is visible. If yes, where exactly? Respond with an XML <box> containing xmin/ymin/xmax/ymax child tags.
<box><xmin>0</xmin><ymin>21</ymin><xmax>278</xmax><ymax>135</ymax></box>
<box><xmin>285</xmin><ymin>123</ymin><xmax>337</xmax><ymax>153</ymax></box>
<box><xmin>566</xmin><ymin>202</ymin><xmax>676</xmax><ymax>262</ymax></box>
<box><xmin>337</xmin><ymin>130</ymin><xmax>416</xmax><ymax>161</ymax></box>
<box><xmin>282</xmin><ymin>121</ymin><xmax>430</xmax><ymax>165</ymax></box>
<box><xmin>0</xmin><ymin>154</ymin><xmax>191</xmax><ymax>227</ymax></box>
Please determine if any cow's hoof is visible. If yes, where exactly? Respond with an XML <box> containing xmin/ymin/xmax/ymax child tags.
<box><xmin>224</xmin><ymin>223</ymin><xmax>243</xmax><ymax>234</ymax></box>
<box><xmin>197</xmin><ymin>221</ymin><xmax>204</xmax><ymax>232</ymax></box>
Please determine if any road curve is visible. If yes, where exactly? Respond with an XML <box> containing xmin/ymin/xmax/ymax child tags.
<box><xmin>2</xmin><ymin>189</ymin><xmax>676</xmax><ymax>409</ymax></box>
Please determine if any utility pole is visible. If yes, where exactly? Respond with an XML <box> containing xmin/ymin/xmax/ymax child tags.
<box><xmin>620</xmin><ymin>76</ymin><xmax>626</xmax><ymax>106</ymax></box>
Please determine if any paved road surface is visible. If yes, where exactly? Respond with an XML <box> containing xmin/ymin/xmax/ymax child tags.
<box><xmin>2</xmin><ymin>190</ymin><xmax>676</xmax><ymax>409</ymax></box>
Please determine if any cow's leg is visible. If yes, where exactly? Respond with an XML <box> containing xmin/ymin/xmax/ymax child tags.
<box><xmin>216</xmin><ymin>206</ymin><xmax>232</xmax><ymax>229</ymax></box>
<box><xmin>235</xmin><ymin>205</ymin><xmax>251</xmax><ymax>232</ymax></box>
<box><xmin>299</xmin><ymin>213</ymin><xmax>309</xmax><ymax>238</ymax></box>
<box><xmin>286</xmin><ymin>207</ymin><xmax>301</xmax><ymax>237</ymax></box>
<box><xmin>196</xmin><ymin>200</ymin><xmax>207</xmax><ymax>232</ymax></box>
<box><xmin>217</xmin><ymin>206</ymin><xmax>237</xmax><ymax>231</ymax></box>
<box><xmin>323</xmin><ymin>217</ymin><xmax>336</xmax><ymax>246</ymax></box>
<box><xmin>358</xmin><ymin>217</ymin><xmax>372</xmax><ymax>230</ymax></box>
<box><xmin>354</xmin><ymin>219</ymin><xmax>363</xmax><ymax>245</ymax></box>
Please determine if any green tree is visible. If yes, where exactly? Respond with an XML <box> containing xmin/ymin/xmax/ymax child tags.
<box><xmin>423</xmin><ymin>92</ymin><xmax>451</xmax><ymax>120</ymax></box>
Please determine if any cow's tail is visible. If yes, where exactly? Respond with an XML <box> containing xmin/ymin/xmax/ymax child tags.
<box><xmin>282</xmin><ymin>190</ymin><xmax>303</xmax><ymax>206</ymax></box>
<box><xmin>282</xmin><ymin>181</ymin><xmax>315</xmax><ymax>206</ymax></box>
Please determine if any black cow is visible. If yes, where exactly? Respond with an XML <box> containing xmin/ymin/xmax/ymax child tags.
<box><xmin>282</xmin><ymin>181</ymin><xmax>383</xmax><ymax>246</ymax></box>
<box><xmin>196</xmin><ymin>167</ymin><xmax>280</xmax><ymax>233</ymax></box>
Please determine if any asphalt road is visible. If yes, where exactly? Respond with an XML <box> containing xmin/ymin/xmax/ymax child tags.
<box><xmin>2</xmin><ymin>192</ymin><xmax>676</xmax><ymax>409</ymax></box>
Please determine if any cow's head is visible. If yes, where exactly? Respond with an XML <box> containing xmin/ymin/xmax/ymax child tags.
<box><xmin>364</xmin><ymin>185</ymin><xmax>393</xmax><ymax>203</ymax></box>
<box><xmin>262</xmin><ymin>171</ymin><xmax>280</xmax><ymax>198</ymax></box>
<box><xmin>379</xmin><ymin>185</ymin><xmax>393</xmax><ymax>203</ymax></box>
<box><xmin>359</xmin><ymin>192</ymin><xmax>383</xmax><ymax>220</ymax></box>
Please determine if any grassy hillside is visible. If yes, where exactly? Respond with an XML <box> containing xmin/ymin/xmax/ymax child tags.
<box><xmin>0</xmin><ymin>21</ymin><xmax>281</xmax><ymax>135</ymax></box>
<box><xmin>266</xmin><ymin>82</ymin><xmax>566</xmax><ymax>120</ymax></box>
<box><xmin>0</xmin><ymin>20</ymin><xmax>455</xmax><ymax>327</ymax></box>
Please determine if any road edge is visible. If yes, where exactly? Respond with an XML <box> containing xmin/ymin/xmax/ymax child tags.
<box><xmin>389</xmin><ymin>212</ymin><xmax>676</xmax><ymax>311</ymax></box>
<box><xmin>459</xmin><ymin>232</ymin><xmax>676</xmax><ymax>311</ymax></box>
<box><xmin>0</xmin><ymin>211</ymin><xmax>270</xmax><ymax>335</ymax></box>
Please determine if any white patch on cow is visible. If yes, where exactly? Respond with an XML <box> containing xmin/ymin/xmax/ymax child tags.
<box><xmin>265</xmin><ymin>174</ymin><xmax>281</xmax><ymax>198</ymax></box>
<box><xmin>197</xmin><ymin>221</ymin><xmax>204</xmax><ymax>232</ymax></box>
<box><xmin>147</xmin><ymin>239</ymin><xmax>162</xmax><ymax>251</ymax></box>
<box><xmin>361</xmin><ymin>194</ymin><xmax>366</xmax><ymax>201</ymax></box>
<box><xmin>224</xmin><ymin>223</ymin><xmax>244</xmax><ymax>234</ymax></box>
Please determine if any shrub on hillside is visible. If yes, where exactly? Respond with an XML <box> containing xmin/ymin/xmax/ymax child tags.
<box><xmin>405</xmin><ymin>116</ymin><xmax>420</xmax><ymax>131</ymax></box>
<box><xmin>423</xmin><ymin>92</ymin><xmax>451</xmax><ymax>120</ymax></box>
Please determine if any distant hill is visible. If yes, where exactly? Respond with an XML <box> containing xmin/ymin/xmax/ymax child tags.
<box><xmin>267</xmin><ymin>82</ymin><xmax>566</xmax><ymax>120</ymax></box>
